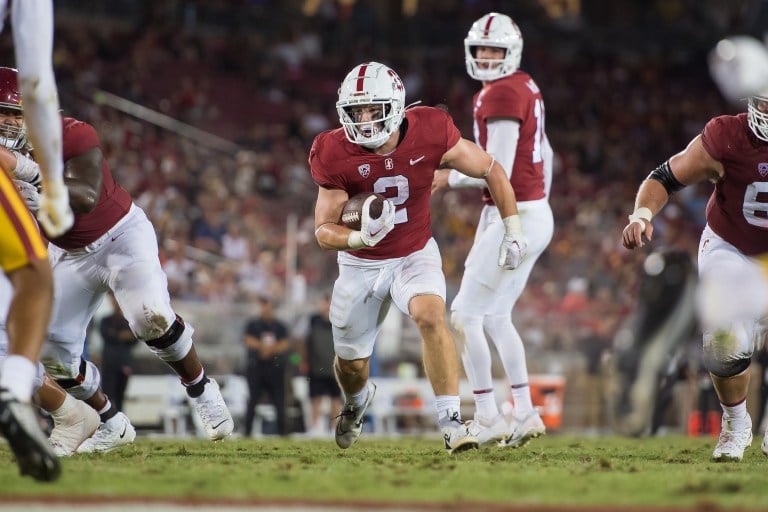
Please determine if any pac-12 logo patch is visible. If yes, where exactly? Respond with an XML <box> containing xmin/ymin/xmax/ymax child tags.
<box><xmin>759</xmin><ymin>162</ymin><xmax>768</xmax><ymax>177</ymax></box>
<box><xmin>358</xmin><ymin>163</ymin><xmax>371</xmax><ymax>178</ymax></box>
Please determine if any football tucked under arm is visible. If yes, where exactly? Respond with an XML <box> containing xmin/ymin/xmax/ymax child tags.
<box><xmin>341</xmin><ymin>192</ymin><xmax>394</xmax><ymax>248</ymax></box>
<box><xmin>340</xmin><ymin>192</ymin><xmax>384</xmax><ymax>230</ymax></box>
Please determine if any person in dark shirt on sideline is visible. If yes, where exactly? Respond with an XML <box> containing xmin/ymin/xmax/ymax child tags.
<box><xmin>243</xmin><ymin>295</ymin><xmax>291</xmax><ymax>436</ymax></box>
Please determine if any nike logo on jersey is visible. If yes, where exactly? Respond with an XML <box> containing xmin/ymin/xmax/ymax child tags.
<box><xmin>409</xmin><ymin>156</ymin><xmax>425</xmax><ymax>165</ymax></box>
<box><xmin>111</xmin><ymin>232</ymin><xmax>126</xmax><ymax>242</ymax></box>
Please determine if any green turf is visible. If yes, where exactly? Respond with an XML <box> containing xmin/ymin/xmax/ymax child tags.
<box><xmin>1</xmin><ymin>434</ymin><xmax>767</xmax><ymax>508</ymax></box>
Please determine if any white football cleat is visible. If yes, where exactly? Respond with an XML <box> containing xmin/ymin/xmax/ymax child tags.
<box><xmin>335</xmin><ymin>382</ymin><xmax>376</xmax><ymax>449</ymax></box>
<box><xmin>468</xmin><ymin>413</ymin><xmax>510</xmax><ymax>447</ymax></box>
<box><xmin>712</xmin><ymin>415</ymin><xmax>752</xmax><ymax>462</ymax></box>
<box><xmin>441</xmin><ymin>412</ymin><xmax>480</xmax><ymax>455</ymax></box>
<box><xmin>49</xmin><ymin>395</ymin><xmax>100</xmax><ymax>456</ymax></box>
<box><xmin>761</xmin><ymin>429</ymin><xmax>768</xmax><ymax>457</ymax></box>
<box><xmin>501</xmin><ymin>409</ymin><xmax>546</xmax><ymax>448</ymax></box>
<box><xmin>76</xmin><ymin>411</ymin><xmax>136</xmax><ymax>454</ymax></box>
<box><xmin>190</xmin><ymin>378</ymin><xmax>234</xmax><ymax>440</ymax></box>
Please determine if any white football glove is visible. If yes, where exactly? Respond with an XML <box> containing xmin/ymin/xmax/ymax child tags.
<box><xmin>37</xmin><ymin>179</ymin><xmax>74</xmax><ymax>238</ymax></box>
<box><xmin>360</xmin><ymin>196</ymin><xmax>396</xmax><ymax>247</ymax></box>
<box><xmin>13</xmin><ymin>179</ymin><xmax>40</xmax><ymax>212</ymax></box>
<box><xmin>11</xmin><ymin>151</ymin><xmax>42</xmax><ymax>188</ymax></box>
<box><xmin>498</xmin><ymin>215</ymin><xmax>527</xmax><ymax>270</ymax></box>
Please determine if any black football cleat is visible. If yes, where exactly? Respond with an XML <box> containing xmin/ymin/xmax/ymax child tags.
<box><xmin>0</xmin><ymin>388</ymin><xmax>61</xmax><ymax>482</ymax></box>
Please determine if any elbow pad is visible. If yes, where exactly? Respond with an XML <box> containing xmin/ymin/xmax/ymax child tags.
<box><xmin>647</xmin><ymin>161</ymin><xmax>685</xmax><ymax>195</ymax></box>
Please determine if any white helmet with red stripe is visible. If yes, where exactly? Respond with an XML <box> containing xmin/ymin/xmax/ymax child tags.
<box><xmin>336</xmin><ymin>62</ymin><xmax>405</xmax><ymax>149</ymax></box>
<box><xmin>465</xmin><ymin>12</ymin><xmax>523</xmax><ymax>81</ymax></box>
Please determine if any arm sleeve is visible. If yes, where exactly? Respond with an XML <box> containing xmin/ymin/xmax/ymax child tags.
<box><xmin>486</xmin><ymin>119</ymin><xmax>520</xmax><ymax>179</ymax></box>
<box><xmin>542</xmin><ymin>134</ymin><xmax>553</xmax><ymax>198</ymax></box>
<box><xmin>448</xmin><ymin>119</ymin><xmax>520</xmax><ymax>189</ymax></box>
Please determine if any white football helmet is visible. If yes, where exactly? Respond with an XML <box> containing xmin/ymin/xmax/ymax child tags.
<box><xmin>464</xmin><ymin>12</ymin><xmax>523</xmax><ymax>81</ymax></box>
<box><xmin>708</xmin><ymin>36</ymin><xmax>768</xmax><ymax>142</ymax></box>
<box><xmin>336</xmin><ymin>62</ymin><xmax>405</xmax><ymax>149</ymax></box>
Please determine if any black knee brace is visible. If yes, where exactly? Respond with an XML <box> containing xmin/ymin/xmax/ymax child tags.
<box><xmin>705</xmin><ymin>356</ymin><xmax>751</xmax><ymax>378</ymax></box>
<box><xmin>55</xmin><ymin>358</ymin><xmax>87</xmax><ymax>389</ymax></box>
<box><xmin>144</xmin><ymin>315</ymin><xmax>185</xmax><ymax>350</ymax></box>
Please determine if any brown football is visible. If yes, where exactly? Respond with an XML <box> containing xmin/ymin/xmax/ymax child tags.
<box><xmin>340</xmin><ymin>192</ymin><xmax>385</xmax><ymax>231</ymax></box>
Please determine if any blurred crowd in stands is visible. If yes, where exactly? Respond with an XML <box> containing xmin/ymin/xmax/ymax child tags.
<box><xmin>2</xmin><ymin>0</ymin><xmax>763</xmax><ymax>378</ymax></box>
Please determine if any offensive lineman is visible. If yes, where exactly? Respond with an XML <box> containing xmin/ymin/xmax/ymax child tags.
<box><xmin>622</xmin><ymin>75</ymin><xmax>768</xmax><ymax>461</ymax></box>
<box><xmin>1</xmin><ymin>67</ymin><xmax>234</xmax><ymax>452</ymax></box>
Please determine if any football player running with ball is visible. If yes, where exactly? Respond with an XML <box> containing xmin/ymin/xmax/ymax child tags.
<box><xmin>310</xmin><ymin>61</ymin><xmax>527</xmax><ymax>454</ymax></box>
<box><xmin>432</xmin><ymin>12</ymin><xmax>554</xmax><ymax>448</ymax></box>
<box><xmin>622</xmin><ymin>51</ymin><xmax>768</xmax><ymax>461</ymax></box>
<box><xmin>1</xmin><ymin>66</ymin><xmax>234</xmax><ymax>453</ymax></box>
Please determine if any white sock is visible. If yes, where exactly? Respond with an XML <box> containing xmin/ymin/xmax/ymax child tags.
<box><xmin>348</xmin><ymin>383</ymin><xmax>370</xmax><ymax>408</ymax></box>
<box><xmin>0</xmin><ymin>354</ymin><xmax>36</xmax><ymax>402</ymax></box>
<box><xmin>510</xmin><ymin>384</ymin><xmax>534</xmax><ymax>415</ymax></box>
<box><xmin>473</xmin><ymin>388</ymin><xmax>498</xmax><ymax>420</ymax></box>
<box><xmin>97</xmin><ymin>398</ymin><xmax>113</xmax><ymax>416</ymax></box>
<box><xmin>721</xmin><ymin>400</ymin><xmax>750</xmax><ymax>430</ymax></box>
<box><xmin>435</xmin><ymin>395</ymin><xmax>461</xmax><ymax>427</ymax></box>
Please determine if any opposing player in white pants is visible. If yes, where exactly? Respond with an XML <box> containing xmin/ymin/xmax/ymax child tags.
<box><xmin>0</xmin><ymin>68</ymin><xmax>234</xmax><ymax>452</ymax></box>
<box><xmin>433</xmin><ymin>12</ymin><xmax>553</xmax><ymax>447</ymax></box>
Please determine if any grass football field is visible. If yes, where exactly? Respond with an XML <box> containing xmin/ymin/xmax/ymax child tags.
<box><xmin>2</xmin><ymin>434</ymin><xmax>768</xmax><ymax>511</ymax></box>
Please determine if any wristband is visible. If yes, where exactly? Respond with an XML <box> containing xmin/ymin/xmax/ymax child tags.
<box><xmin>628</xmin><ymin>207</ymin><xmax>653</xmax><ymax>230</ymax></box>
<box><xmin>502</xmin><ymin>215</ymin><xmax>523</xmax><ymax>237</ymax></box>
<box><xmin>347</xmin><ymin>231</ymin><xmax>366</xmax><ymax>249</ymax></box>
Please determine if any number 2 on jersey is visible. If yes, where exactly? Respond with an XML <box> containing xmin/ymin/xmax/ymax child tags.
<box><xmin>373</xmin><ymin>175</ymin><xmax>409</xmax><ymax>224</ymax></box>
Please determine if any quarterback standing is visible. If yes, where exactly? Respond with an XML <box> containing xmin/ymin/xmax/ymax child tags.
<box><xmin>311</xmin><ymin>61</ymin><xmax>527</xmax><ymax>454</ymax></box>
<box><xmin>432</xmin><ymin>12</ymin><xmax>554</xmax><ymax>447</ymax></box>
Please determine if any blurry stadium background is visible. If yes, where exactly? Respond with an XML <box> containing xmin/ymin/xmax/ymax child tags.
<box><xmin>4</xmin><ymin>0</ymin><xmax>766</xmax><ymax>439</ymax></box>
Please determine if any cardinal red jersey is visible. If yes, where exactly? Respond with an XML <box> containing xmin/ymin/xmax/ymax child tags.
<box><xmin>473</xmin><ymin>71</ymin><xmax>546</xmax><ymax>204</ymax></box>
<box><xmin>701</xmin><ymin>113</ymin><xmax>768</xmax><ymax>256</ymax></box>
<box><xmin>310</xmin><ymin>106</ymin><xmax>461</xmax><ymax>259</ymax></box>
<box><xmin>48</xmin><ymin>117</ymin><xmax>132</xmax><ymax>250</ymax></box>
